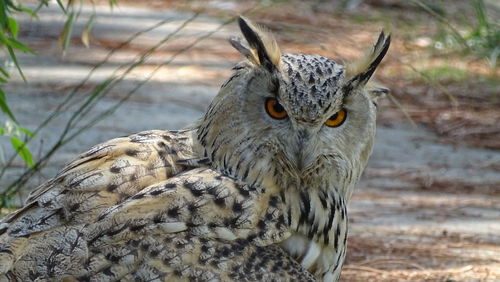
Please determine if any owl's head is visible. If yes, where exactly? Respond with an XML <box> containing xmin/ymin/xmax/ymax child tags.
<box><xmin>198</xmin><ymin>17</ymin><xmax>390</xmax><ymax>199</ymax></box>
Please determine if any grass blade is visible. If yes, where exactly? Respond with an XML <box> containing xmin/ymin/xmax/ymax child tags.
<box><xmin>474</xmin><ymin>0</ymin><xmax>489</xmax><ymax>32</ymax></box>
<box><xmin>8</xmin><ymin>17</ymin><xmax>18</xmax><ymax>38</ymax></box>
<box><xmin>0</xmin><ymin>88</ymin><xmax>18</xmax><ymax>122</ymax></box>
<box><xmin>6</xmin><ymin>37</ymin><xmax>35</xmax><ymax>54</ymax></box>
<box><xmin>55</xmin><ymin>0</ymin><xmax>67</xmax><ymax>14</ymax></box>
<box><xmin>0</xmin><ymin>1</ymin><xmax>8</xmax><ymax>28</ymax></box>
<box><xmin>19</xmin><ymin>4</ymin><xmax>37</xmax><ymax>18</ymax></box>
<box><xmin>18</xmin><ymin>126</ymin><xmax>35</xmax><ymax>138</ymax></box>
<box><xmin>10</xmin><ymin>136</ymin><xmax>34</xmax><ymax>168</ymax></box>
<box><xmin>81</xmin><ymin>14</ymin><xmax>96</xmax><ymax>47</ymax></box>
<box><xmin>109</xmin><ymin>0</ymin><xmax>119</xmax><ymax>9</ymax></box>
<box><xmin>6</xmin><ymin>45</ymin><xmax>27</xmax><ymax>82</ymax></box>
<box><xmin>59</xmin><ymin>12</ymin><xmax>76</xmax><ymax>54</ymax></box>
<box><xmin>0</xmin><ymin>66</ymin><xmax>9</xmax><ymax>79</ymax></box>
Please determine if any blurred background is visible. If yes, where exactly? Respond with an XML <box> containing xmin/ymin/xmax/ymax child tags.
<box><xmin>0</xmin><ymin>0</ymin><xmax>499</xmax><ymax>280</ymax></box>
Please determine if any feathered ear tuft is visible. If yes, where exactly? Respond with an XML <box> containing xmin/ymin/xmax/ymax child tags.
<box><xmin>345</xmin><ymin>31</ymin><xmax>391</xmax><ymax>90</ymax></box>
<box><xmin>229</xmin><ymin>16</ymin><xmax>281</xmax><ymax>71</ymax></box>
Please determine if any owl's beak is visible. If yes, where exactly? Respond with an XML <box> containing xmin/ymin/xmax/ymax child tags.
<box><xmin>294</xmin><ymin>128</ymin><xmax>317</xmax><ymax>173</ymax></box>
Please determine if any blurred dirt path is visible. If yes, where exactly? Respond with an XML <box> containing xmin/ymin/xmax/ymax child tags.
<box><xmin>1</xmin><ymin>2</ymin><xmax>499</xmax><ymax>281</ymax></box>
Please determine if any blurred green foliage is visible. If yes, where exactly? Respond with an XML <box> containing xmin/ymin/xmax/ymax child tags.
<box><xmin>0</xmin><ymin>0</ymin><xmax>36</xmax><ymax>170</ymax></box>
<box><xmin>0</xmin><ymin>0</ymin><xmax>119</xmax><ymax>207</ymax></box>
<box><xmin>418</xmin><ymin>0</ymin><xmax>499</xmax><ymax>67</ymax></box>
<box><xmin>0</xmin><ymin>0</ymin><xmax>119</xmax><ymax>170</ymax></box>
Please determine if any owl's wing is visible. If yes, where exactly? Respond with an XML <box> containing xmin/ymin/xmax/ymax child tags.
<box><xmin>0</xmin><ymin>130</ymin><xmax>312</xmax><ymax>281</ymax></box>
<box><xmin>0</xmin><ymin>130</ymin><xmax>200</xmax><ymax>273</ymax></box>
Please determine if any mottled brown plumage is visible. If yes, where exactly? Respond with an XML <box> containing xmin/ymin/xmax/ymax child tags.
<box><xmin>0</xmin><ymin>17</ymin><xmax>390</xmax><ymax>281</ymax></box>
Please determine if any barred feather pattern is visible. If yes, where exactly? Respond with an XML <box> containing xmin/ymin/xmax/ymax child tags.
<box><xmin>0</xmin><ymin>130</ymin><xmax>314</xmax><ymax>281</ymax></box>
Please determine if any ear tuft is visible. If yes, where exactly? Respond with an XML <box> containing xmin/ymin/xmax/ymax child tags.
<box><xmin>231</xmin><ymin>16</ymin><xmax>281</xmax><ymax>71</ymax></box>
<box><xmin>345</xmin><ymin>31</ymin><xmax>391</xmax><ymax>89</ymax></box>
<box><xmin>229</xmin><ymin>36</ymin><xmax>258</xmax><ymax>65</ymax></box>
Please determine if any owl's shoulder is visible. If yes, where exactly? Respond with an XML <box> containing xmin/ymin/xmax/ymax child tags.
<box><xmin>1</xmin><ymin>129</ymin><xmax>204</xmax><ymax>235</ymax></box>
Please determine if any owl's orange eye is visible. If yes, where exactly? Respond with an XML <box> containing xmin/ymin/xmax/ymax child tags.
<box><xmin>325</xmin><ymin>108</ymin><xmax>347</xmax><ymax>127</ymax></box>
<box><xmin>265</xmin><ymin>98</ymin><xmax>288</xmax><ymax>120</ymax></box>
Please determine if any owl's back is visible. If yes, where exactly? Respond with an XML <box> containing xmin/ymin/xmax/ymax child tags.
<box><xmin>0</xmin><ymin>129</ymin><xmax>313</xmax><ymax>281</ymax></box>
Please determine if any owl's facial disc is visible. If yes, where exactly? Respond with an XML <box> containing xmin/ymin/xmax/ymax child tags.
<box><xmin>265</xmin><ymin>55</ymin><xmax>347</xmax><ymax>173</ymax></box>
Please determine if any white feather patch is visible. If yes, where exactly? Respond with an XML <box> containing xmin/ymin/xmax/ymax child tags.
<box><xmin>280</xmin><ymin>235</ymin><xmax>309</xmax><ymax>258</ymax></box>
<box><xmin>215</xmin><ymin>227</ymin><xmax>237</xmax><ymax>240</ymax></box>
<box><xmin>157</xmin><ymin>222</ymin><xmax>187</xmax><ymax>233</ymax></box>
<box><xmin>301</xmin><ymin>241</ymin><xmax>321</xmax><ymax>269</ymax></box>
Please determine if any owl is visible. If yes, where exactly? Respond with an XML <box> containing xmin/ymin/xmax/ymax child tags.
<box><xmin>0</xmin><ymin>17</ymin><xmax>390</xmax><ymax>281</ymax></box>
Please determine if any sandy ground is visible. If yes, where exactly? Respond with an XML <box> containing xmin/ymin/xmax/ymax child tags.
<box><xmin>1</xmin><ymin>2</ymin><xmax>499</xmax><ymax>281</ymax></box>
